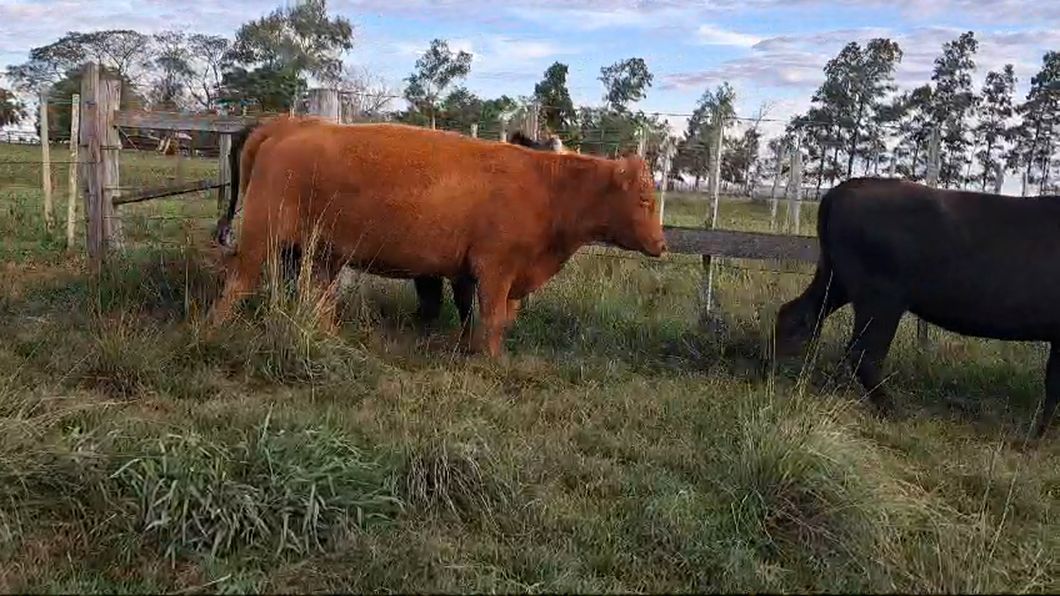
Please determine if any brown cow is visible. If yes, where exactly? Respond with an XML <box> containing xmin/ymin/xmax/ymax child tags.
<box><xmin>410</xmin><ymin>130</ymin><xmax>570</xmax><ymax>329</ymax></box>
<box><xmin>206</xmin><ymin>117</ymin><xmax>667</xmax><ymax>357</ymax></box>
<box><xmin>217</xmin><ymin>122</ymin><xmax>570</xmax><ymax>332</ymax></box>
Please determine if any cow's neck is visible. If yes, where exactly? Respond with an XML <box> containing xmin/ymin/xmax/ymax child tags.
<box><xmin>542</xmin><ymin>156</ymin><xmax>612</xmax><ymax>256</ymax></box>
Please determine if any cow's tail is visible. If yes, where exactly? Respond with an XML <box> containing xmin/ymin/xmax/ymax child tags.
<box><xmin>806</xmin><ymin>180</ymin><xmax>847</xmax><ymax>308</ymax></box>
<box><xmin>214</xmin><ymin>119</ymin><xmax>265</xmax><ymax>248</ymax></box>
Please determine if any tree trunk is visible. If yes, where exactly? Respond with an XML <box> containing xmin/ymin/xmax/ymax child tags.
<box><xmin>846</xmin><ymin>103</ymin><xmax>865</xmax><ymax>178</ymax></box>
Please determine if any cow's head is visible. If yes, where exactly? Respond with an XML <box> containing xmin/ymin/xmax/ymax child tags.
<box><xmin>605</xmin><ymin>156</ymin><xmax>667</xmax><ymax>258</ymax></box>
<box><xmin>773</xmin><ymin>298</ymin><xmax>818</xmax><ymax>358</ymax></box>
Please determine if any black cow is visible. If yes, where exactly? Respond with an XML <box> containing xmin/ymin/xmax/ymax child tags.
<box><xmin>774</xmin><ymin>176</ymin><xmax>1060</xmax><ymax>439</ymax></box>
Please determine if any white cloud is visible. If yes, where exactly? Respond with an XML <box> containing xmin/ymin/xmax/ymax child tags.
<box><xmin>696</xmin><ymin>24</ymin><xmax>763</xmax><ymax>47</ymax></box>
<box><xmin>662</xmin><ymin>25</ymin><xmax>1059</xmax><ymax>106</ymax></box>
<box><xmin>388</xmin><ymin>35</ymin><xmax>579</xmax><ymax>78</ymax></box>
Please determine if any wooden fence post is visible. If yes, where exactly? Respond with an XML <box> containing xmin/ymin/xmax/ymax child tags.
<box><xmin>66</xmin><ymin>93</ymin><xmax>80</xmax><ymax>249</ymax></box>
<box><xmin>770</xmin><ymin>144</ymin><xmax>782</xmax><ymax>231</ymax></box>
<box><xmin>101</xmin><ymin>75</ymin><xmax>122</xmax><ymax>249</ymax></box>
<box><xmin>701</xmin><ymin>110</ymin><xmax>726</xmax><ymax>319</ymax></box>
<box><xmin>917</xmin><ymin>126</ymin><xmax>942</xmax><ymax>349</ymax></box>
<box><xmin>469</xmin><ymin>123</ymin><xmax>478</xmax><ymax>138</ymax></box>
<box><xmin>499</xmin><ymin>116</ymin><xmax>509</xmax><ymax>142</ymax></box>
<box><xmin>308</xmin><ymin>88</ymin><xmax>340</xmax><ymax>123</ymax></box>
<box><xmin>658</xmin><ymin>135</ymin><xmax>675</xmax><ymax>225</ymax></box>
<box><xmin>527</xmin><ymin>101</ymin><xmax>540</xmax><ymax>141</ymax></box>
<box><xmin>993</xmin><ymin>162</ymin><xmax>1004</xmax><ymax>194</ymax></box>
<box><xmin>79</xmin><ymin>63</ymin><xmax>105</xmax><ymax>265</ymax></box>
<box><xmin>217</xmin><ymin>133</ymin><xmax>232</xmax><ymax>217</ymax></box>
<box><xmin>787</xmin><ymin>135</ymin><xmax>803</xmax><ymax>236</ymax></box>
<box><xmin>39</xmin><ymin>89</ymin><xmax>54</xmax><ymax>231</ymax></box>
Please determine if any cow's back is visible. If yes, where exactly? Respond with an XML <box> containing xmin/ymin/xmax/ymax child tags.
<box><xmin>245</xmin><ymin>122</ymin><xmax>553</xmax><ymax>278</ymax></box>
<box><xmin>824</xmin><ymin>178</ymin><xmax>1060</xmax><ymax>339</ymax></box>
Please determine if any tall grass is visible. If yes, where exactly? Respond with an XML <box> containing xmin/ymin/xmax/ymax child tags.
<box><xmin>2</xmin><ymin>143</ymin><xmax>1059</xmax><ymax>592</ymax></box>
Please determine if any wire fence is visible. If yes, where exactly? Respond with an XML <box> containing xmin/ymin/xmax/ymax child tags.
<box><xmin>0</xmin><ymin>87</ymin><xmax>834</xmax><ymax>327</ymax></box>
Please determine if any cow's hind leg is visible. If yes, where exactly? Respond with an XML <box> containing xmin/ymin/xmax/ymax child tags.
<box><xmin>1032</xmin><ymin>342</ymin><xmax>1060</xmax><ymax>440</ymax></box>
<box><xmin>845</xmin><ymin>299</ymin><xmax>903</xmax><ymax>415</ymax></box>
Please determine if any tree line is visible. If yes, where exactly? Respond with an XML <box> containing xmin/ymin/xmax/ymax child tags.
<box><xmin>1</xmin><ymin>0</ymin><xmax>1057</xmax><ymax>195</ymax></box>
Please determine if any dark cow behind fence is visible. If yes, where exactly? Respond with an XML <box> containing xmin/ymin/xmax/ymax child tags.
<box><xmin>774</xmin><ymin>177</ymin><xmax>1060</xmax><ymax>440</ymax></box>
<box><xmin>216</xmin><ymin>123</ymin><xmax>569</xmax><ymax>332</ymax></box>
<box><xmin>207</xmin><ymin>116</ymin><xmax>667</xmax><ymax>357</ymax></box>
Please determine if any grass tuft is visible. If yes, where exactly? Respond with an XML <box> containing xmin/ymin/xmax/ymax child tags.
<box><xmin>396</xmin><ymin>436</ymin><xmax>517</xmax><ymax>527</ymax></box>
<box><xmin>105</xmin><ymin>416</ymin><xmax>404</xmax><ymax>561</ymax></box>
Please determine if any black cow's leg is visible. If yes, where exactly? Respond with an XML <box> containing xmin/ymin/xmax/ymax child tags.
<box><xmin>845</xmin><ymin>300</ymin><xmax>904</xmax><ymax>415</ymax></box>
<box><xmin>1032</xmin><ymin>342</ymin><xmax>1060</xmax><ymax>439</ymax></box>
<box><xmin>413</xmin><ymin>276</ymin><xmax>444</xmax><ymax>325</ymax></box>
<box><xmin>279</xmin><ymin>243</ymin><xmax>302</xmax><ymax>294</ymax></box>
<box><xmin>451</xmin><ymin>274</ymin><xmax>477</xmax><ymax>336</ymax></box>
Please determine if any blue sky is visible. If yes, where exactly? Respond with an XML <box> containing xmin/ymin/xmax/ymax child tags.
<box><xmin>1</xmin><ymin>0</ymin><xmax>1058</xmax><ymax>142</ymax></box>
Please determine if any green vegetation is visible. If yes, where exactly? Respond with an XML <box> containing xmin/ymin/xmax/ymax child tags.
<box><xmin>1</xmin><ymin>143</ymin><xmax>1058</xmax><ymax>593</ymax></box>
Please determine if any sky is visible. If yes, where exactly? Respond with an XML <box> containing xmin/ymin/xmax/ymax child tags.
<box><xmin>1</xmin><ymin>0</ymin><xmax>1058</xmax><ymax>146</ymax></box>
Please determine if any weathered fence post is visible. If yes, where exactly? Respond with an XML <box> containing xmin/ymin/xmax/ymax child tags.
<box><xmin>469</xmin><ymin>123</ymin><xmax>478</xmax><ymax>138</ymax></box>
<box><xmin>66</xmin><ymin>93</ymin><xmax>80</xmax><ymax>249</ymax></box>
<box><xmin>770</xmin><ymin>143</ymin><xmax>783</xmax><ymax>231</ymax></box>
<box><xmin>100</xmin><ymin>75</ymin><xmax>122</xmax><ymax>249</ymax></box>
<box><xmin>217</xmin><ymin>133</ymin><xmax>232</xmax><ymax>217</ymax></box>
<box><xmin>499</xmin><ymin>116</ymin><xmax>509</xmax><ymax>142</ymax></box>
<box><xmin>786</xmin><ymin>135</ymin><xmax>803</xmax><ymax>236</ymax></box>
<box><xmin>79</xmin><ymin>63</ymin><xmax>105</xmax><ymax>265</ymax></box>
<box><xmin>701</xmin><ymin>111</ymin><xmax>726</xmax><ymax>319</ymax></box>
<box><xmin>993</xmin><ymin>162</ymin><xmax>1004</xmax><ymax>194</ymax></box>
<box><xmin>527</xmin><ymin>101</ymin><xmax>540</xmax><ymax>141</ymax></box>
<box><xmin>39</xmin><ymin>88</ymin><xmax>54</xmax><ymax>231</ymax></box>
<box><xmin>917</xmin><ymin>126</ymin><xmax>942</xmax><ymax>349</ymax></box>
<box><xmin>308</xmin><ymin>88</ymin><xmax>340</xmax><ymax>123</ymax></box>
<box><xmin>658</xmin><ymin>135</ymin><xmax>675</xmax><ymax>225</ymax></box>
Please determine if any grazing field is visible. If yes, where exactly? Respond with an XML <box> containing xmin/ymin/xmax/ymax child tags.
<box><xmin>1</xmin><ymin>141</ymin><xmax>1059</xmax><ymax>593</ymax></box>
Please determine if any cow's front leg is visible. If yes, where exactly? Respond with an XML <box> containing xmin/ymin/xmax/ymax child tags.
<box><xmin>472</xmin><ymin>273</ymin><xmax>515</xmax><ymax>358</ymax></box>
<box><xmin>504</xmin><ymin>298</ymin><xmax>521</xmax><ymax>332</ymax></box>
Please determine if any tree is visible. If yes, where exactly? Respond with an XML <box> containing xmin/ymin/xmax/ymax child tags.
<box><xmin>533</xmin><ymin>62</ymin><xmax>577</xmax><ymax>139</ymax></box>
<box><xmin>229</xmin><ymin>0</ymin><xmax>353</xmax><ymax>83</ymax></box>
<box><xmin>337</xmin><ymin>64</ymin><xmax>395</xmax><ymax>118</ymax></box>
<box><xmin>929</xmin><ymin>31</ymin><xmax>979</xmax><ymax>188</ymax></box>
<box><xmin>1010</xmin><ymin>52</ymin><xmax>1060</xmax><ymax>195</ymax></box>
<box><xmin>0</xmin><ymin>86</ymin><xmax>26</xmax><ymax>127</ymax></box>
<box><xmin>187</xmin><ymin>34</ymin><xmax>232</xmax><ymax>112</ymax></box>
<box><xmin>673</xmin><ymin>82</ymin><xmax>736</xmax><ymax>188</ymax></box>
<box><xmin>220</xmin><ymin>64</ymin><xmax>305</xmax><ymax>112</ymax></box>
<box><xmin>6</xmin><ymin>30</ymin><xmax>153</xmax><ymax>94</ymax></box>
<box><xmin>892</xmin><ymin>84</ymin><xmax>935</xmax><ymax>180</ymax></box>
<box><xmin>598</xmin><ymin>57</ymin><xmax>653</xmax><ymax>112</ymax></box>
<box><xmin>972</xmin><ymin>64</ymin><xmax>1017</xmax><ymax>191</ymax></box>
<box><xmin>403</xmin><ymin>38</ymin><xmax>473</xmax><ymax>129</ymax></box>
<box><xmin>810</xmin><ymin>38</ymin><xmax>903</xmax><ymax>180</ymax></box>
<box><xmin>727</xmin><ymin>101</ymin><xmax>772</xmax><ymax>196</ymax></box>
<box><xmin>149</xmin><ymin>31</ymin><xmax>194</xmax><ymax>108</ymax></box>
<box><xmin>225</xmin><ymin>0</ymin><xmax>354</xmax><ymax>111</ymax></box>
